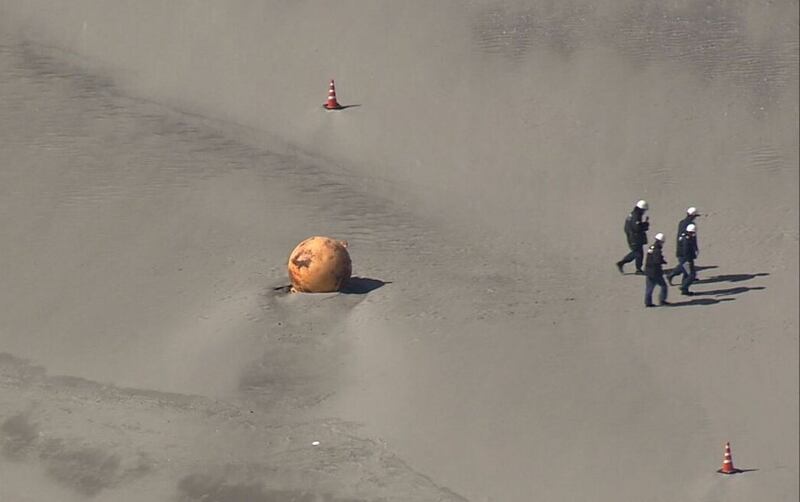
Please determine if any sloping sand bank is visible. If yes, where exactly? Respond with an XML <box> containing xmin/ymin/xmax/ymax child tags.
<box><xmin>0</xmin><ymin>2</ymin><xmax>797</xmax><ymax>501</ymax></box>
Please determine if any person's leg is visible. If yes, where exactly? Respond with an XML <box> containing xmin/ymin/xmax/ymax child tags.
<box><xmin>634</xmin><ymin>246</ymin><xmax>644</xmax><ymax>272</ymax></box>
<box><xmin>684</xmin><ymin>260</ymin><xmax>695</xmax><ymax>290</ymax></box>
<box><xmin>645</xmin><ymin>277</ymin><xmax>655</xmax><ymax>306</ymax></box>
<box><xmin>667</xmin><ymin>264</ymin><xmax>677</xmax><ymax>281</ymax></box>
<box><xmin>657</xmin><ymin>276</ymin><xmax>668</xmax><ymax>304</ymax></box>
<box><xmin>680</xmin><ymin>260</ymin><xmax>692</xmax><ymax>293</ymax></box>
<box><xmin>617</xmin><ymin>246</ymin><xmax>638</xmax><ymax>273</ymax></box>
<box><xmin>668</xmin><ymin>257</ymin><xmax>685</xmax><ymax>282</ymax></box>
<box><xmin>620</xmin><ymin>247</ymin><xmax>636</xmax><ymax>264</ymax></box>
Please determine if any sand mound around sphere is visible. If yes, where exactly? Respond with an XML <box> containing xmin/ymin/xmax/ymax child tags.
<box><xmin>287</xmin><ymin>236</ymin><xmax>352</xmax><ymax>293</ymax></box>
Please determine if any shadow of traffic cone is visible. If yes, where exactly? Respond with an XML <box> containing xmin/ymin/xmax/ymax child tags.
<box><xmin>717</xmin><ymin>442</ymin><xmax>741</xmax><ymax>474</ymax></box>
<box><xmin>323</xmin><ymin>79</ymin><xmax>343</xmax><ymax>110</ymax></box>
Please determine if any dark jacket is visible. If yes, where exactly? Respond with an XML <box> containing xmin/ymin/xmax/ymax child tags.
<box><xmin>645</xmin><ymin>242</ymin><xmax>667</xmax><ymax>278</ymax></box>
<box><xmin>675</xmin><ymin>215</ymin><xmax>698</xmax><ymax>256</ymax></box>
<box><xmin>676</xmin><ymin>231</ymin><xmax>698</xmax><ymax>260</ymax></box>
<box><xmin>625</xmin><ymin>207</ymin><xmax>650</xmax><ymax>247</ymax></box>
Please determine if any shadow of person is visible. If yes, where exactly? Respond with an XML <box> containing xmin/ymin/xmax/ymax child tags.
<box><xmin>696</xmin><ymin>272</ymin><xmax>770</xmax><ymax>285</ymax></box>
<box><xmin>339</xmin><ymin>277</ymin><xmax>391</xmax><ymax>294</ymax></box>
<box><xmin>695</xmin><ymin>265</ymin><xmax>719</xmax><ymax>272</ymax></box>
<box><xmin>696</xmin><ymin>286</ymin><xmax>766</xmax><ymax>296</ymax></box>
<box><xmin>666</xmin><ymin>297</ymin><xmax>736</xmax><ymax>307</ymax></box>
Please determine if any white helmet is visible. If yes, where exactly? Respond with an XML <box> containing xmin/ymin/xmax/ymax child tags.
<box><xmin>654</xmin><ymin>232</ymin><xmax>665</xmax><ymax>242</ymax></box>
<box><xmin>636</xmin><ymin>200</ymin><xmax>649</xmax><ymax>210</ymax></box>
<box><xmin>686</xmin><ymin>224</ymin><xmax>696</xmax><ymax>233</ymax></box>
<box><xmin>686</xmin><ymin>206</ymin><xmax>697</xmax><ymax>215</ymax></box>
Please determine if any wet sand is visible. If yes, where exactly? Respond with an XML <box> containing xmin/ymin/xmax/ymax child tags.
<box><xmin>0</xmin><ymin>2</ymin><xmax>798</xmax><ymax>501</ymax></box>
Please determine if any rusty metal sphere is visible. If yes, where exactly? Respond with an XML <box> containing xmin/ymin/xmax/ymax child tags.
<box><xmin>287</xmin><ymin>236</ymin><xmax>351</xmax><ymax>293</ymax></box>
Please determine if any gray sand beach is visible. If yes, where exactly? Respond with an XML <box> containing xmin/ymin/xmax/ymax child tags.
<box><xmin>0</xmin><ymin>2</ymin><xmax>797</xmax><ymax>501</ymax></box>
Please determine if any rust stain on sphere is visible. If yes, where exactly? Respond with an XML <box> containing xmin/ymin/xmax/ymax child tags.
<box><xmin>288</xmin><ymin>236</ymin><xmax>352</xmax><ymax>293</ymax></box>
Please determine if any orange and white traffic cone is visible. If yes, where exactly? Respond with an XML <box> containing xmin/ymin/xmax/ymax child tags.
<box><xmin>717</xmin><ymin>442</ymin><xmax>740</xmax><ymax>474</ymax></box>
<box><xmin>323</xmin><ymin>79</ymin><xmax>343</xmax><ymax>110</ymax></box>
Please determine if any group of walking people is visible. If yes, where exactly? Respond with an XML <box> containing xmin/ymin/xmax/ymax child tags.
<box><xmin>616</xmin><ymin>200</ymin><xmax>700</xmax><ymax>307</ymax></box>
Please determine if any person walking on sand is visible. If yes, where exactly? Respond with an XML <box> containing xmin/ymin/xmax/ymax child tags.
<box><xmin>644</xmin><ymin>233</ymin><xmax>670</xmax><ymax>307</ymax></box>
<box><xmin>667</xmin><ymin>206</ymin><xmax>700</xmax><ymax>284</ymax></box>
<box><xmin>675</xmin><ymin>223</ymin><xmax>699</xmax><ymax>296</ymax></box>
<box><xmin>616</xmin><ymin>200</ymin><xmax>650</xmax><ymax>275</ymax></box>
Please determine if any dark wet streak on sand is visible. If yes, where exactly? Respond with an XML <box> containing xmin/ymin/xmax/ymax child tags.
<box><xmin>0</xmin><ymin>353</ymin><xmax>467</xmax><ymax>501</ymax></box>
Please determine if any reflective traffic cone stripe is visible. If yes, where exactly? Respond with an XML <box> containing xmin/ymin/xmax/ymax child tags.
<box><xmin>323</xmin><ymin>79</ymin><xmax>343</xmax><ymax>110</ymax></box>
<box><xmin>718</xmin><ymin>442</ymin><xmax>738</xmax><ymax>474</ymax></box>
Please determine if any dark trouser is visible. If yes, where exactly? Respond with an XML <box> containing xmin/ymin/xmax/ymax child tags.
<box><xmin>620</xmin><ymin>245</ymin><xmax>644</xmax><ymax>271</ymax></box>
<box><xmin>680</xmin><ymin>259</ymin><xmax>695</xmax><ymax>292</ymax></box>
<box><xmin>668</xmin><ymin>257</ymin><xmax>697</xmax><ymax>282</ymax></box>
<box><xmin>645</xmin><ymin>275</ymin><xmax>668</xmax><ymax>306</ymax></box>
